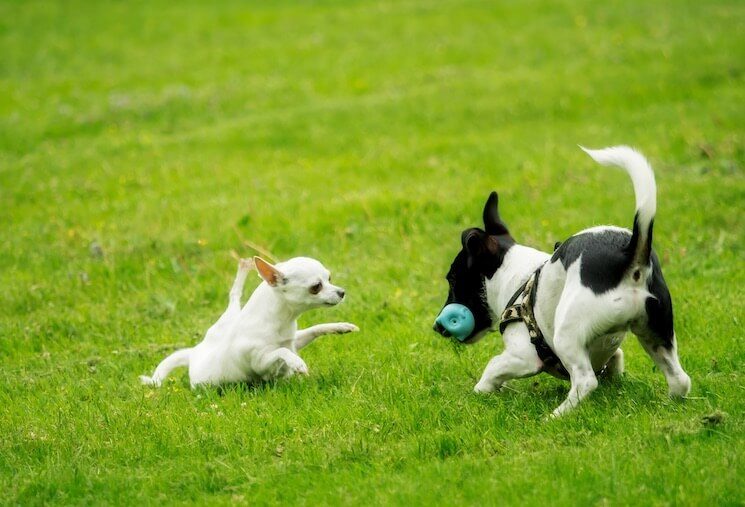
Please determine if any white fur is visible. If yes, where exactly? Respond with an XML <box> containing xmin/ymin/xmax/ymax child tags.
<box><xmin>486</xmin><ymin>245</ymin><xmax>551</xmax><ymax>316</ymax></box>
<box><xmin>474</xmin><ymin>146</ymin><xmax>690</xmax><ymax>416</ymax></box>
<box><xmin>140</xmin><ymin>257</ymin><xmax>359</xmax><ymax>388</ymax></box>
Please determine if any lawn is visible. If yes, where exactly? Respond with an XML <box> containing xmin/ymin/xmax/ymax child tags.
<box><xmin>1</xmin><ymin>0</ymin><xmax>743</xmax><ymax>504</ymax></box>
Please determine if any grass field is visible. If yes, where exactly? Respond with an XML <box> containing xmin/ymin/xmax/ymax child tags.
<box><xmin>1</xmin><ymin>0</ymin><xmax>744</xmax><ymax>504</ymax></box>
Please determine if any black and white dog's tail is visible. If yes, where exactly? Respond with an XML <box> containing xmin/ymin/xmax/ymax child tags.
<box><xmin>580</xmin><ymin>145</ymin><xmax>656</xmax><ymax>267</ymax></box>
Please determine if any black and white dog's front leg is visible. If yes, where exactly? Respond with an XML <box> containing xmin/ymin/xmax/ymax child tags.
<box><xmin>295</xmin><ymin>323</ymin><xmax>359</xmax><ymax>350</ymax></box>
<box><xmin>474</xmin><ymin>328</ymin><xmax>542</xmax><ymax>393</ymax></box>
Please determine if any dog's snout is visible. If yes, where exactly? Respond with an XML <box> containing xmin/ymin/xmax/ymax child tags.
<box><xmin>336</xmin><ymin>289</ymin><xmax>345</xmax><ymax>299</ymax></box>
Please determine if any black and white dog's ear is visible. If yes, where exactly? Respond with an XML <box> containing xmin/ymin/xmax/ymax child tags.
<box><xmin>462</xmin><ymin>228</ymin><xmax>500</xmax><ymax>274</ymax></box>
<box><xmin>462</xmin><ymin>229</ymin><xmax>483</xmax><ymax>253</ymax></box>
<box><xmin>483</xmin><ymin>191</ymin><xmax>509</xmax><ymax>236</ymax></box>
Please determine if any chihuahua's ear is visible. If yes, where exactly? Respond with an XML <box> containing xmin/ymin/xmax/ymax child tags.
<box><xmin>483</xmin><ymin>191</ymin><xmax>510</xmax><ymax>236</ymax></box>
<box><xmin>254</xmin><ymin>257</ymin><xmax>285</xmax><ymax>287</ymax></box>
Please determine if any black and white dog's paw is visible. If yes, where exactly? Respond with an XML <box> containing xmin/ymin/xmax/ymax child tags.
<box><xmin>473</xmin><ymin>380</ymin><xmax>499</xmax><ymax>394</ymax></box>
<box><xmin>668</xmin><ymin>372</ymin><xmax>691</xmax><ymax>398</ymax></box>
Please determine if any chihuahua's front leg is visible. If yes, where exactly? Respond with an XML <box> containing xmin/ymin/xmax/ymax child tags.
<box><xmin>295</xmin><ymin>323</ymin><xmax>359</xmax><ymax>350</ymax></box>
<box><xmin>255</xmin><ymin>347</ymin><xmax>309</xmax><ymax>380</ymax></box>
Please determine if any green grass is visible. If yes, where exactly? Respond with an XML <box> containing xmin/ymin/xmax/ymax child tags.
<box><xmin>1</xmin><ymin>0</ymin><xmax>744</xmax><ymax>504</ymax></box>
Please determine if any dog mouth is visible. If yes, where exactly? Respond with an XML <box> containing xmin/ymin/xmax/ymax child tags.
<box><xmin>433</xmin><ymin>320</ymin><xmax>490</xmax><ymax>345</ymax></box>
<box><xmin>432</xmin><ymin>321</ymin><xmax>452</xmax><ymax>338</ymax></box>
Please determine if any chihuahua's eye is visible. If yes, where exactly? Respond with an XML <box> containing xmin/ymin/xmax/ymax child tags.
<box><xmin>309</xmin><ymin>282</ymin><xmax>323</xmax><ymax>294</ymax></box>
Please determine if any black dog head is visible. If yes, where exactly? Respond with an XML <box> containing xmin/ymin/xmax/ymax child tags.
<box><xmin>433</xmin><ymin>191</ymin><xmax>515</xmax><ymax>344</ymax></box>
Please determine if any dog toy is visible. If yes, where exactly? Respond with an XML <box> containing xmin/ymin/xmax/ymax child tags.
<box><xmin>435</xmin><ymin>304</ymin><xmax>475</xmax><ymax>342</ymax></box>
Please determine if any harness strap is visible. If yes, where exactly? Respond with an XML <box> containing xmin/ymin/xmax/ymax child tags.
<box><xmin>498</xmin><ymin>265</ymin><xmax>568</xmax><ymax>377</ymax></box>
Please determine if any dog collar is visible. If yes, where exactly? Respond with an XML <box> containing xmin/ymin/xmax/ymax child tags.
<box><xmin>499</xmin><ymin>264</ymin><xmax>568</xmax><ymax>377</ymax></box>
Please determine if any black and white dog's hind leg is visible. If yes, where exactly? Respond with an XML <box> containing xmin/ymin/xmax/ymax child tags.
<box><xmin>632</xmin><ymin>258</ymin><xmax>691</xmax><ymax>398</ymax></box>
<box><xmin>602</xmin><ymin>348</ymin><xmax>625</xmax><ymax>377</ymax></box>
<box><xmin>547</xmin><ymin>259</ymin><xmax>641</xmax><ymax>417</ymax></box>
<box><xmin>549</xmin><ymin>285</ymin><xmax>606</xmax><ymax>417</ymax></box>
<box><xmin>635</xmin><ymin>332</ymin><xmax>690</xmax><ymax>397</ymax></box>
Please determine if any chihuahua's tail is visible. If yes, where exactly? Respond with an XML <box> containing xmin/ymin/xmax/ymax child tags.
<box><xmin>140</xmin><ymin>348</ymin><xmax>192</xmax><ymax>387</ymax></box>
<box><xmin>580</xmin><ymin>145</ymin><xmax>656</xmax><ymax>267</ymax></box>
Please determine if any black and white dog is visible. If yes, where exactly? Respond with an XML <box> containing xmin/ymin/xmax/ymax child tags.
<box><xmin>433</xmin><ymin>146</ymin><xmax>691</xmax><ymax>417</ymax></box>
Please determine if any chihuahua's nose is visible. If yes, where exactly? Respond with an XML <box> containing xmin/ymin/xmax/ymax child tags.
<box><xmin>336</xmin><ymin>289</ymin><xmax>345</xmax><ymax>299</ymax></box>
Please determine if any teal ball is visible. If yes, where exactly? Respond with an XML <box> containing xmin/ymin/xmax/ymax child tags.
<box><xmin>435</xmin><ymin>303</ymin><xmax>475</xmax><ymax>342</ymax></box>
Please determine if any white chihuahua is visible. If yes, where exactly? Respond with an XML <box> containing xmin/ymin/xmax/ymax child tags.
<box><xmin>140</xmin><ymin>256</ymin><xmax>359</xmax><ymax>387</ymax></box>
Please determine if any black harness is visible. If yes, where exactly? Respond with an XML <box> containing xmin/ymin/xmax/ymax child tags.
<box><xmin>498</xmin><ymin>264</ymin><xmax>568</xmax><ymax>377</ymax></box>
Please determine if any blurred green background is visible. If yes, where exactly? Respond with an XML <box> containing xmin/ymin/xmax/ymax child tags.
<box><xmin>1</xmin><ymin>0</ymin><xmax>743</xmax><ymax>505</ymax></box>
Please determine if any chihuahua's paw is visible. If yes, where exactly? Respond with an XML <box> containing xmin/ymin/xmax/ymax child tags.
<box><xmin>139</xmin><ymin>375</ymin><xmax>161</xmax><ymax>387</ymax></box>
<box><xmin>286</xmin><ymin>356</ymin><xmax>309</xmax><ymax>376</ymax></box>
<box><xmin>334</xmin><ymin>323</ymin><xmax>359</xmax><ymax>334</ymax></box>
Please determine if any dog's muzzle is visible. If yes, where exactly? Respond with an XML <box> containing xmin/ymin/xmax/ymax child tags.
<box><xmin>434</xmin><ymin>304</ymin><xmax>475</xmax><ymax>342</ymax></box>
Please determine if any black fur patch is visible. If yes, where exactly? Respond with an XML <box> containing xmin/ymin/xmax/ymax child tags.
<box><xmin>628</xmin><ymin>213</ymin><xmax>654</xmax><ymax>265</ymax></box>
<box><xmin>550</xmin><ymin>228</ymin><xmax>635</xmax><ymax>294</ymax></box>
<box><xmin>436</xmin><ymin>191</ymin><xmax>514</xmax><ymax>342</ymax></box>
<box><xmin>442</xmin><ymin>247</ymin><xmax>494</xmax><ymax>340</ymax></box>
